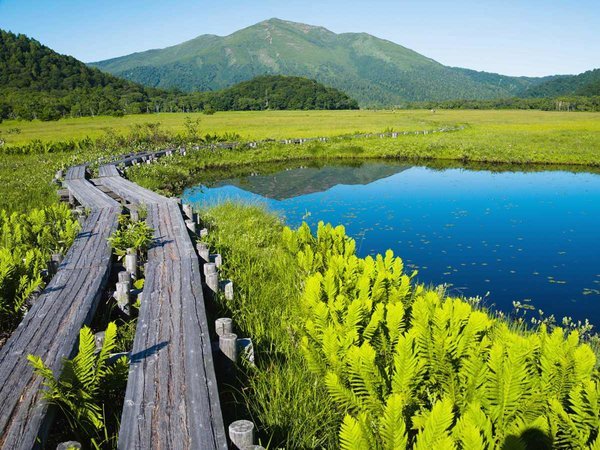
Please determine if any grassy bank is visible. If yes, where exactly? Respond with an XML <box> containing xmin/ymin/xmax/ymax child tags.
<box><xmin>201</xmin><ymin>202</ymin><xmax>600</xmax><ymax>449</ymax></box>
<box><xmin>1</xmin><ymin>110</ymin><xmax>599</xmax><ymax>213</ymax></box>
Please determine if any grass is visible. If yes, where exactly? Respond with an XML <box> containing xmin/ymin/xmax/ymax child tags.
<box><xmin>0</xmin><ymin>110</ymin><xmax>439</xmax><ymax>145</ymax></box>
<box><xmin>1</xmin><ymin>109</ymin><xmax>599</xmax><ymax>213</ymax></box>
<box><xmin>200</xmin><ymin>202</ymin><xmax>600</xmax><ymax>449</ymax></box>
<box><xmin>2</xmin><ymin>109</ymin><xmax>599</xmax><ymax>146</ymax></box>
<box><xmin>201</xmin><ymin>202</ymin><xmax>339</xmax><ymax>448</ymax></box>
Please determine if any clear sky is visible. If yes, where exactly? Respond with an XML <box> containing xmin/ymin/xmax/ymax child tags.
<box><xmin>0</xmin><ymin>0</ymin><xmax>598</xmax><ymax>77</ymax></box>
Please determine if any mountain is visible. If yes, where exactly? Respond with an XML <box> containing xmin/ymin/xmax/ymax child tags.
<box><xmin>91</xmin><ymin>18</ymin><xmax>553</xmax><ymax>106</ymax></box>
<box><xmin>519</xmin><ymin>69</ymin><xmax>600</xmax><ymax>98</ymax></box>
<box><xmin>0</xmin><ymin>30</ymin><xmax>357</xmax><ymax>122</ymax></box>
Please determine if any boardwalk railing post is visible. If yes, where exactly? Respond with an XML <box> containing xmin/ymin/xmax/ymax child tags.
<box><xmin>229</xmin><ymin>420</ymin><xmax>254</xmax><ymax>450</ymax></box>
<box><xmin>205</xmin><ymin>263</ymin><xmax>219</xmax><ymax>293</ymax></box>
<box><xmin>215</xmin><ymin>318</ymin><xmax>233</xmax><ymax>337</ymax></box>
<box><xmin>125</xmin><ymin>248</ymin><xmax>137</xmax><ymax>277</ymax></box>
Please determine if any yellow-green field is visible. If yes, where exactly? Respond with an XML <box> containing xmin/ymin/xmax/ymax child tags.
<box><xmin>2</xmin><ymin>109</ymin><xmax>600</xmax><ymax>145</ymax></box>
<box><xmin>1</xmin><ymin>109</ymin><xmax>600</xmax><ymax>213</ymax></box>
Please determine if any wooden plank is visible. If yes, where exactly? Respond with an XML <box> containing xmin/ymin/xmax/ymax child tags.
<box><xmin>106</xmin><ymin>160</ymin><xmax>226</xmax><ymax>449</ymax></box>
<box><xmin>0</xmin><ymin>206</ymin><xmax>120</xmax><ymax>449</ymax></box>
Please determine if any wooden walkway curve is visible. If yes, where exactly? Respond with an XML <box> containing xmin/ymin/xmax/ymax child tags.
<box><xmin>0</xmin><ymin>166</ymin><xmax>121</xmax><ymax>449</ymax></box>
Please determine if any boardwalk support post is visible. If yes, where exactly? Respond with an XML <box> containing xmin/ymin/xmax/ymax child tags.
<box><xmin>182</xmin><ymin>203</ymin><xmax>193</xmax><ymax>220</ymax></box>
<box><xmin>185</xmin><ymin>219</ymin><xmax>196</xmax><ymax>234</ymax></box>
<box><xmin>125</xmin><ymin>249</ymin><xmax>137</xmax><ymax>276</ymax></box>
<box><xmin>229</xmin><ymin>420</ymin><xmax>254</xmax><ymax>450</ymax></box>
<box><xmin>219</xmin><ymin>280</ymin><xmax>234</xmax><ymax>300</ymax></box>
<box><xmin>197</xmin><ymin>242</ymin><xmax>210</xmax><ymax>262</ymax></box>
<box><xmin>219</xmin><ymin>333</ymin><xmax>238</xmax><ymax>363</ymax></box>
<box><xmin>215</xmin><ymin>318</ymin><xmax>233</xmax><ymax>337</ymax></box>
<box><xmin>205</xmin><ymin>263</ymin><xmax>218</xmax><ymax>293</ymax></box>
<box><xmin>115</xmin><ymin>271</ymin><xmax>131</xmax><ymax>315</ymax></box>
<box><xmin>49</xmin><ymin>253</ymin><xmax>63</xmax><ymax>275</ymax></box>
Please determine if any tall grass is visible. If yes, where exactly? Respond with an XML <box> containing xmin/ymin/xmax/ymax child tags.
<box><xmin>201</xmin><ymin>203</ymin><xmax>600</xmax><ymax>449</ymax></box>
<box><xmin>201</xmin><ymin>202</ymin><xmax>340</xmax><ymax>448</ymax></box>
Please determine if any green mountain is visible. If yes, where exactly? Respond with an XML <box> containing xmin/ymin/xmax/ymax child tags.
<box><xmin>0</xmin><ymin>29</ymin><xmax>170</xmax><ymax>120</ymax></box>
<box><xmin>91</xmin><ymin>18</ymin><xmax>552</xmax><ymax>106</ymax></box>
<box><xmin>519</xmin><ymin>69</ymin><xmax>600</xmax><ymax>98</ymax></box>
<box><xmin>0</xmin><ymin>29</ymin><xmax>357</xmax><ymax>121</ymax></box>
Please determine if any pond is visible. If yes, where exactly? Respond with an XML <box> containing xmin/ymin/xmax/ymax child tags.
<box><xmin>182</xmin><ymin>161</ymin><xmax>600</xmax><ymax>324</ymax></box>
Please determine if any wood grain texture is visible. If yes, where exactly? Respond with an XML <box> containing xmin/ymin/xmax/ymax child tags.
<box><xmin>0</xmin><ymin>153</ymin><xmax>226</xmax><ymax>450</ymax></box>
<box><xmin>109</xmin><ymin>172</ymin><xmax>226</xmax><ymax>449</ymax></box>
<box><xmin>0</xmin><ymin>169</ymin><xmax>119</xmax><ymax>449</ymax></box>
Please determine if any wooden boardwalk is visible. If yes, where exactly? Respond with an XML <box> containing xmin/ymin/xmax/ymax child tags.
<box><xmin>0</xmin><ymin>156</ymin><xmax>226</xmax><ymax>449</ymax></box>
<box><xmin>97</xmin><ymin>167</ymin><xmax>227</xmax><ymax>449</ymax></box>
<box><xmin>0</xmin><ymin>166</ymin><xmax>121</xmax><ymax>449</ymax></box>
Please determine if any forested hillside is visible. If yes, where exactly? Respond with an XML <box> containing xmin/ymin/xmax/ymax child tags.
<box><xmin>0</xmin><ymin>30</ymin><xmax>358</xmax><ymax>121</ymax></box>
<box><xmin>0</xmin><ymin>29</ymin><xmax>170</xmax><ymax>120</ymax></box>
<box><xmin>519</xmin><ymin>69</ymin><xmax>600</xmax><ymax>98</ymax></box>
<box><xmin>203</xmin><ymin>75</ymin><xmax>358</xmax><ymax>110</ymax></box>
<box><xmin>91</xmin><ymin>18</ymin><xmax>551</xmax><ymax>106</ymax></box>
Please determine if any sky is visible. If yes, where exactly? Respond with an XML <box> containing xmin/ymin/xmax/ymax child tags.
<box><xmin>0</xmin><ymin>0</ymin><xmax>598</xmax><ymax>77</ymax></box>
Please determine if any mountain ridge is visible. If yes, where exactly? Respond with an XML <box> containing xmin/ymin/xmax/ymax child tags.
<box><xmin>91</xmin><ymin>18</ymin><xmax>564</xmax><ymax>105</ymax></box>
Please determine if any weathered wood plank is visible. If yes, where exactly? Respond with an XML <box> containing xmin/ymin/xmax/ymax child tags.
<box><xmin>0</xmin><ymin>205</ymin><xmax>120</xmax><ymax>449</ymax></box>
<box><xmin>108</xmin><ymin>162</ymin><xmax>226</xmax><ymax>449</ymax></box>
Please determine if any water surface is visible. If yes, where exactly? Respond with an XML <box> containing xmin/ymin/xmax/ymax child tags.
<box><xmin>183</xmin><ymin>161</ymin><xmax>600</xmax><ymax>324</ymax></box>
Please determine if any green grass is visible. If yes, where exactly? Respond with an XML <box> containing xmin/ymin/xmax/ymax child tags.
<box><xmin>1</xmin><ymin>109</ymin><xmax>599</xmax><ymax>213</ymax></box>
<box><xmin>200</xmin><ymin>202</ymin><xmax>600</xmax><ymax>449</ymax></box>
<box><xmin>3</xmin><ymin>109</ymin><xmax>598</xmax><ymax>146</ymax></box>
<box><xmin>201</xmin><ymin>202</ymin><xmax>339</xmax><ymax>448</ymax></box>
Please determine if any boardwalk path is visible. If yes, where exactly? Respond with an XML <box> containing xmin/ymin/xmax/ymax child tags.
<box><xmin>0</xmin><ymin>160</ymin><xmax>226</xmax><ymax>449</ymax></box>
<box><xmin>0</xmin><ymin>166</ymin><xmax>121</xmax><ymax>449</ymax></box>
<box><xmin>97</xmin><ymin>165</ymin><xmax>226</xmax><ymax>449</ymax></box>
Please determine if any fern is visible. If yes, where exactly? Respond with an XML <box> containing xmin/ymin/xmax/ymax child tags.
<box><xmin>28</xmin><ymin>322</ymin><xmax>128</xmax><ymax>439</ymax></box>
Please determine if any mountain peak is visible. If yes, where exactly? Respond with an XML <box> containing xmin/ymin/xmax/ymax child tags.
<box><xmin>90</xmin><ymin>18</ymin><xmax>551</xmax><ymax>105</ymax></box>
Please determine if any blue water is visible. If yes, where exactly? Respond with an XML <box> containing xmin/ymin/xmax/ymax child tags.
<box><xmin>183</xmin><ymin>162</ymin><xmax>600</xmax><ymax>324</ymax></box>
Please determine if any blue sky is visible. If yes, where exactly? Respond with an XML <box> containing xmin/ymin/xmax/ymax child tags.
<box><xmin>0</xmin><ymin>0</ymin><xmax>598</xmax><ymax>77</ymax></box>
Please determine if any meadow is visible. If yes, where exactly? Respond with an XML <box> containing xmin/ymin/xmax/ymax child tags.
<box><xmin>1</xmin><ymin>109</ymin><xmax>600</xmax><ymax>145</ymax></box>
<box><xmin>2</xmin><ymin>109</ymin><xmax>599</xmax><ymax>213</ymax></box>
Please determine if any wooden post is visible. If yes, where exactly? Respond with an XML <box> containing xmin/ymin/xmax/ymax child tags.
<box><xmin>205</xmin><ymin>263</ymin><xmax>218</xmax><ymax>293</ymax></box>
<box><xmin>211</xmin><ymin>253</ymin><xmax>222</xmax><ymax>268</ymax></box>
<box><xmin>204</xmin><ymin>262</ymin><xmax>216</xmax><ymax>277</ymax></box>
<box><xmin>115</xmin><ymin>271</ymin><xmax>131</xmax><ymax>315</ymax></box>
<box><xmin>56</xmin><ymin>442</ymin><xmax>82</xmax><ymax>450</ymax></box>
<box><xmin>215</xmin><ymin>318</ymin><xmax>232</xmax><ymax>337</ymax></box>
<box><xmin>94</xmin><ymin>331</ymin><xmax>105</xmax><ymax>353</ymax></box>
<box><xmin>229</xmin><ymin>420</ymin><xmax>254</xmax><ymax>450</ymax></box>
<box><xmin>197</xmin><ymin>242</ymin><xmax>210</xmax><ymax>262</ymax></box>
<box><xmin>182</xmin><ymin>203</ymin><xmax>193</xmax><ymax>220</ymax></box>
<box><xmin>185</xmin><ymin>219</ymin><xmax>196</xmax><ymax>234</ymax></box>
<box><xmin>49</xmin><ymin>253</ymin><xmax>63</xmax><ymax>275</ymax></box>
<box><xmin>219</xmin><ymin>333</ymin><xmax>238</xmax><ymax>363</ymax></box>
<box><xmin>219</xmin><ymin>280</ymin><xmax>234</xmax><ymax>300</ymax></box>
<box><xmin>125</xmin><ymin>248</ymin><xmax>137</xmax><ymax>276</ymax></box>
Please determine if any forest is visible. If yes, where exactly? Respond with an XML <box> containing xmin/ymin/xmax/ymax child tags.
<box><xmin>0</xmin><ymin>30</ymin><xmax>357</xmax><ymax>121</ymax></box>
